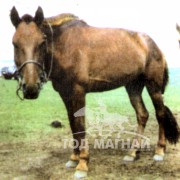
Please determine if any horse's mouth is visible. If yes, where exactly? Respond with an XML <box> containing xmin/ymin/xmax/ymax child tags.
<box><xmin>24</xmin><ymin>92</ymin><xmax>39</xmax><ymax>99</ymax></box>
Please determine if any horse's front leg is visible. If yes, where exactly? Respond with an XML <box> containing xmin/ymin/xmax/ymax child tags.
<box><xmin>62</xmin><ymin>85</ymin><xmax>89</xmax><ymax>178</ymax></box>
<box><xmin>69</xmin><ymin>112</ymin><xmax>89</xmax><ymax>179</ymax></box>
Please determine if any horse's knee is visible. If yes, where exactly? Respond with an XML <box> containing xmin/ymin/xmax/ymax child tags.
<box><xmin>141</xmin><ymin>111</ymin><xmax>149</xmax><ymax>121</ymax></box>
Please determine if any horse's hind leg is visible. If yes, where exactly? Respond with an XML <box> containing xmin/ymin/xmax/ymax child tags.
<box><xmin>146</xmin><ymin>87</ymin><xmax>166</xmax><ymax>160</ymax></box>
<box><xmin>124</xmin><ymin>79</ymin><xmax>149</xmax><ymax>161</ymax></box>
<box><xmin>146</xmin><ymin>82</ymin><xmax>179</xmax><ymax>161</ymax></box>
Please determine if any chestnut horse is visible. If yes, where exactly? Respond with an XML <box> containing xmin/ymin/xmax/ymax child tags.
<box><xmin>10</xmin><ymin>7</ymin><xmax>179</xmax><ymax>178</ymax></box>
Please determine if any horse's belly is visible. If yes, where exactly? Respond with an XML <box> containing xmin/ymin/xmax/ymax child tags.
<box><xmin>87</xmin><ymin>80</ymin><xmax>121</xmax><ymax>92</ymax></box>
<box><xmin>87</xmin><ymin>73</ymin><xmax>137</xmax><ymax>92</ymax></box>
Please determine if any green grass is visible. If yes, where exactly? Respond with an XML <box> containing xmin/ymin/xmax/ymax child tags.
<box><xmin>0</xmin><ymin>75</ymin><xmax>179</xmax><ymax>143</ymax></box>
<box><xmin>0</xmin><ymin>79</ymin><xmax>66</xmax><ymax>142</ymax></box>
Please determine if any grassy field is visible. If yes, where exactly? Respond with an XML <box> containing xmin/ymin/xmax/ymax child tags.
<box><xmin>0</xmin><ymin>68</ymin><xmax>179</xmax><ymax>143</ymax></box>
<box><xmin>0</xmin><ymin>70</ymin><xmax>180</xmax><ymax>180</ymax></box>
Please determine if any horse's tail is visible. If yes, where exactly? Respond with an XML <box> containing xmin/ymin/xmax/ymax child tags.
<box><xmin>163</xmin><ymin>106</ymin><xmax>180</xmax><ymax>144</ymax></box>
<box><xmin>145</xmin><ymin>38</ymin><xmax>179</xmax><ymax>144</ymax></box>
<box><xmin>161</xmin><ymin>62</ymin><xmax>179</xmax><ymax>144</ymax></box>
<box><xmin>162</xmin><ymin>62</ymin><xmax>169</xmax><ymax>94</ymax></box>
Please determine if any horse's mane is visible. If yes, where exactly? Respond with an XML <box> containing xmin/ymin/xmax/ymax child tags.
<box><xmin>43</xmin><ymin>13</ymin><xmax>80</xmax><ymax>26</ymax></box>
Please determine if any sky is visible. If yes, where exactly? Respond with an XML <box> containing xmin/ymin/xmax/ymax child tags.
<box><xmin>1</xmin><ymin>0</ymin><xmax>180</xmax><ymax>68</ymax></box>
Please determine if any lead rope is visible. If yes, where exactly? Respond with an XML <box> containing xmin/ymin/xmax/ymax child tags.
<box><xmin>46</xmin><ymin>22</ymin><xmax>54</xmax><ymax>80</ymax></box>
<box><xmin>16</xmin><ymin>80</ymin><xmax>24</xmax><ymax>100</ymax></box>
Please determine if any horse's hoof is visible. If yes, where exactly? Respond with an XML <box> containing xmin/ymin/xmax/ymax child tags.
<box><xmin>153</xmin><ymin>154</ymin><xmax>164</xmax><ymax>161</ymax></box>
<box><xmin>74</xmin><ymin>170</ymin><xmax>87</xmax><ymax>179</ymax></box>
<box><xmin>65</xmin><ymin>160</ymin><xmax>78</xmax><ymax>168</ymax></box>
<box><xmin>123</xmin><ymin>155</ymin><xmax>135</xmax><ymax>162</ymax></box>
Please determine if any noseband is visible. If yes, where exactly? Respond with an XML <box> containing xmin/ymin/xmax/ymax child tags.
<box><xmin>15</xmin><ymin>60</ymin><xmax>45</xmax><ymax>75</ymax></box>
<box><xmin>14</xmin><ymin>60</ymin><xmax>47</xmax><ymax>100</ymax></box>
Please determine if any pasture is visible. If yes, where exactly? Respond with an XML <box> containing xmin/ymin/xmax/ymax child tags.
<box><xmin>0</xmin><ymin>68</ymin><xmax>180</xmax><ymax>180</ymax></box>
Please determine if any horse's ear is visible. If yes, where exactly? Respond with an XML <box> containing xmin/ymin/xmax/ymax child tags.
<box><xmin>10</xmin><ymin>6</ymin><xmax>21</xmax><ymax>28</ymax></box>
<box><xmin>34</xmin><ymin>6</ymin><xmax>44</xmax><ymax>25</ymax></box>
<box><xmin>176</xmin><ymin>23</ymin><xmax>180</xmax><ymax>33</ymax></box>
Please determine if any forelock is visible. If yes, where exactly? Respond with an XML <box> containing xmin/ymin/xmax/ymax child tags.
<box><xmin>21</xmin><ymin>14</ymin><xmax>34</xmax><ymax>24</ymax></box>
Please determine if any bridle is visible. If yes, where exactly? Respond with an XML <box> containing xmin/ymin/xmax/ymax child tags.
<box><xmin>14</xmin><ymin>60</ymin><xmax>46</xmax><ymax>78</ymax></box>
<box><xmin>14</xmin><ymin>60</ymin><xmax>47</xmax><ymax>100</ymax></box>
<box><xmin>14</xmin><ymin>22</ymin><xmax>54</xmax><ymax>100</ymax></box>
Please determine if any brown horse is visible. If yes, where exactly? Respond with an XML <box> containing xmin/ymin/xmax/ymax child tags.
<box><xmin>10</xmin><ymin>7</ymin><xmax>179</xmax><ymax>178</ymax></box>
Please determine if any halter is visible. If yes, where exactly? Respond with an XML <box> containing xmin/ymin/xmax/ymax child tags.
<box><xmin>14</xmin><ymin>60</ymin><xmax>45</xmax><ymax>75</ymax></box>
<box><xmin>14</xmin><ymin>60</ymin><xmax>47</xmax><ymax>100</ymax></box>
<box><xmin>14</xmin><ymin>22</ymin><xmax>54</xmax><ymax>100</ymax></box>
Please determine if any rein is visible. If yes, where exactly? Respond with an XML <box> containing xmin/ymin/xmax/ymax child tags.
<box><xmin>14</xmin><ymin>22</ymin><xmax>54</xmax><ymax>100</ymax></box>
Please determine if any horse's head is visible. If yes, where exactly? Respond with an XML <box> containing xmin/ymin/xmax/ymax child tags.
<box><xmin>10</xmin><ymin>6</ymin><xmax>47</xmax><ymax>99</ymax></box>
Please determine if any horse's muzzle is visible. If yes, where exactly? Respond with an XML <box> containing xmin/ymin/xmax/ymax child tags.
<box><xmin>22</xmin><ymin>83</ymin><xmax>40</xmax><ymax>99</ymax></box>
<box><xmin>14</xmin><ymin>60</ymin><xmax>47</xmax><ymax>100</ymax></box>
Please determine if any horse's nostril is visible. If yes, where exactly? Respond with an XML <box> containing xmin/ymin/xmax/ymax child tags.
<box><xmin>22</xmin><ymin>83</ymin><xmax>40</xmax><ymax>99</ymax></box>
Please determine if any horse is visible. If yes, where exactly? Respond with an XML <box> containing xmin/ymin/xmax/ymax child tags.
<box><xmin>10</xmin><ymin>6</ymin><xmax>179</xmax><ymax>179</ymax></box>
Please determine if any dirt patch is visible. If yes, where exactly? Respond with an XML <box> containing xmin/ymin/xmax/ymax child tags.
<box><xmin>0</xmin><ymin>114</ymin><xmax>180</xmax><ymax>180</ymax></box>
